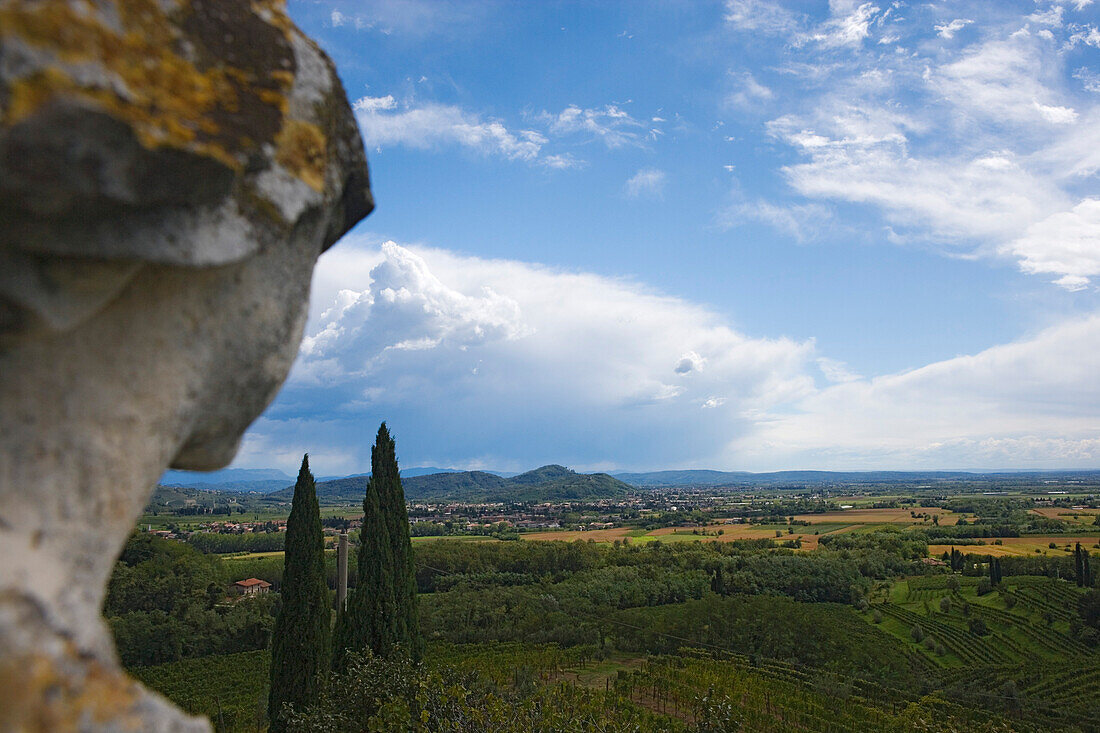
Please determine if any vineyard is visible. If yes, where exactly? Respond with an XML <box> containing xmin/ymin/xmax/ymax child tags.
<box><xmin>135</xmin><ymin>635</ymin><xmax>1099</xmax><ymax>732</ymax></box>
<box><xmin>130</xmin><ymin>650</ymin><xmax>270</xmax><ymax>732</ymax></box>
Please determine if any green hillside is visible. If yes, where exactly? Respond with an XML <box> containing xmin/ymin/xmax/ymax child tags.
<box><xmin>265</xmin><ymin>465</ymin><xmax>632</xmax><ymax>504</ymax></box>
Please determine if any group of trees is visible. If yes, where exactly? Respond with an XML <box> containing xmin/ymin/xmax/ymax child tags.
<box><xmin>105</xmin><ymin>533</ymin><xmax>275</xmax><ymax>667</ymax></box>
<box><xmin>268</xmin><ymin>423</ymin><xmax>421</xmax><ymax>731</ymax></box>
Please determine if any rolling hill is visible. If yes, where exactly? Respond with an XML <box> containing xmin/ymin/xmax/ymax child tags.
<box><xmin>265</xmin><ymin>464</ymin><xmax>632</xmax><ymax>504</ymax></box>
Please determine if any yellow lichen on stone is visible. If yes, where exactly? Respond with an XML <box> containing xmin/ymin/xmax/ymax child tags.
<box><xmin>0</xmin><ymin>0</ymin><xmax>296</xmax><ymax>171</ymax></box>
<box><xmin>275</xmin><ymin>118</ymin><xmax>328</xmax><ymax>191</ymax></box>
<box><xmin>0</xmin><ymin>651</ymin><xmax>147</xmax><ymax>732</ymax></box>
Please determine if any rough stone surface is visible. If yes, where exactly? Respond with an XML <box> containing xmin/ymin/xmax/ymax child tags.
<box><xmin>0</xmin><ymin>2</ymin><xmax>373</xmax><ymax>729</ymax></box>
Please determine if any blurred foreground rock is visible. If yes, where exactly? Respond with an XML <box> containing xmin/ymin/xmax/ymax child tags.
<box><xmin>0</xmin><ymin>1</ymin><xmax>372</xmax><ymax>729</ymax></box>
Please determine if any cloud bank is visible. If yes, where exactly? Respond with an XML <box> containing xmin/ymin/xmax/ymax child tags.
<box><xmin>239</xmin><ymin>239</ymin><xmax>1100</xmax><ymax>474</ymax></box>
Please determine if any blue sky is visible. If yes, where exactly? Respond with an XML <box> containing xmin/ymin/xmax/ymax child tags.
<box><xmin>231</xmin><ymin>0</ymin><xmax>1100</xmax><ymax>475</ymax></box>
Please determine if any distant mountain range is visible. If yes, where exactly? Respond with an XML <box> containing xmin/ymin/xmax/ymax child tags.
<box><xmin>159</xmin><ymin>464</ymin><xmax>1100</xmax><ymax>502</ymax></box>
<box><xmin>266</xmin><ymin>465</ymin><xmax>631</xmax><ymax>504</ymax></box>
<box><xmin>159</xmin><ymin>466</ymin><xmax>515</xmax><ymax>493</ymax></box>
<box><xmin>611</xmin><ymin>469</ymin><xmax>1100</xmax><ymax>488</ymax></box>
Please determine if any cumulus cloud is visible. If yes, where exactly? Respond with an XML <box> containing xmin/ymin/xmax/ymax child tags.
<box><xmin>624</xmin><ymin>168</ymin><xmax>666</xmax><ymax>198</ymax></box>
<box><xmin>1005</xmin><ymin>199</ymin><xmax>1100</xmax><ymax>289</ymax></box>
<box><xmin>1033</xmin><ymin>101</ymin><xmax>1079</xmax><ymax>124</ymax></box>
<box><xmin>240</xmin><ymin>237</ymin><xmax>1100</xmax><ymax>474</ymax></box>
<box><xmin>300</xmin><ymin>242</ymin><xmax>530</xmax><ymax>377</ymax></box>
<box><xmin>249</xmin><ymin>237</ymin><xmax>815</xmax><ymax>473</ymax></box>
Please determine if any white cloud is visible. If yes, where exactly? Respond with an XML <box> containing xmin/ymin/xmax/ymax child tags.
<box><xmin>769</xmin><ymin>112</ymin><xmax>1061</xmax><ymax>243</ymax></box>
<box><xmin>1028</xmin><ymin>6</ymin><xmax>1065</xmax><ymax>27</ymax></box>
<box><xmin>718</xmin><ymin>194</ymin><xmax>832</xmax><ymax>242</ymax></box>
<box><xmin>354</xmin><ymin>98</ymin><xmax>544</xmax><ymax>161</ymax></box>
<box><xmin>328</xmin><ymin>0</ymin><xmax>488</xmax><ymax>36</ymax></box>
<box><xmin>353</xmin><ymin>95</ymin><xmax>397</xmax><ymax>113</ymax></box>
<box><xmin>1074</xmin><ymin>68</ymin><xmax>1100</xmax><ymax>92</ymax></box>
<box><xmin>737</xmin><ymin>316</ymin><xmax>1100</xmax><ymax>469</ymax></box>
<box><xmin>801</xmin><ymin>2</ymin><xmax>880</xmax><ymax>49</ymax></box>
<box><xmin>353</xmin><ymin>96</ymin><xmax>658</xmax><ymax>163</ymax></box>
<box><xmin>1066</xmin><ymin>24</ymin><xmax>1100</xmax><ymax>48</ymax></box>
<box><xmin>724</xmin><ymin>0</ymin><xmax>801</xmax><ymax>35</ymax></box>
<box><xmin>1005</xmin><ymin>199</ymin><xmax>1100</xmax><ymax>289</ymax></box>
<box><xmin>301</xmin><ymin>242</ymin><xmax>530</xmax><ymax>376</ymax></box>
<box><xmin>675</xmin><ymin>351</ymin><xmax>707</xmax><ymax>375</ymax></box>
<box><xmin>624</xmin><ymin>168</ymin><xmax>666</xmax><ymax>198</ymax></box>
<box><xmin>726</xmin><ymin>71</ymin><xmax>774</xmax><ymax>110</ymax></box>
<box><xmin>817</xmin><ymin>357</ymin><xmax>861</xmax><ymax>383</ymax></box>
<box><xmin>749</xmin><ymin>16</ymin><xmax>1100</xmax><ymax>287</ymax></box>
<box><xmin>934</xmin><ymin>18</ymin><xmax>972</xmax><ymax>39</ymax></box>
<box><xmin>540</xmin><ymin>104</ymin><xmax>651</xmax><ymax>148</ymax></box>
<box><xmin>242</xmin><ymin>237</ymin><xmax>1100</xmax><ymax>473</ymax></box>
<box><xmin>933</xmin><ymin>33</ymin><xmax>1058</xmax><ymax>127</ymax></box>
<box><xmin>541</xmin><ymin>153</ymin><xmax>585</xmax><ymax>170</ymax></box>
<box><xmin>1033</xmin><ymin>101</ymin><xmax>1079</xmax><ymax>124</ymax></box>
<box><xmin>252</xmin><ymin>237</ymin><xmax>816</xmax><ymax>472</ymax></box>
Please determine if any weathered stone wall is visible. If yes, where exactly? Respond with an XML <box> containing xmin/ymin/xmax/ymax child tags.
<box><xmin>0</xmin><ymin>2</ymin><xmax>372</xmax><ymax>729</ymax></box>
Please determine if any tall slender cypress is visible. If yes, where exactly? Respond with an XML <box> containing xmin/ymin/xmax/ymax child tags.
<box><xmin>1076</xmin><ymin>543</ymin><xmax>1085</xmax><ymax>587</ymax></box>
<box><xmin>334</xmin><ymin>422</ymin><xmax>421</xmax><ymax>666</ymax></box>
<box><xmin>269</xmin><ymin>455</ymin><xmax>330</xmax><ymax>731</ymax></box>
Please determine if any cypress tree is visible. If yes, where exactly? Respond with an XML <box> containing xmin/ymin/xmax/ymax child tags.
<box><xmin>334</xmin><ymin>422</ymin><xmax>422</xmax><ymax>666</ymax></box>
<box><xmin>1085</xmin><ymin>550</ymin><xmax>1093</xmax><ymax>588</ymax></box>
<box><xmin>269</xmin><ymin>455</ymin><xmax>330</xmax><ymax>731</ymax></box>
<box><xmin>1076</xmin><ymin>543</ymin><xmax>1085</xmax><ymax>587</ymax></box>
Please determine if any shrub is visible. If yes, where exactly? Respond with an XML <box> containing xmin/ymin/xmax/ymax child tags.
<box><xmin>910</xmin><ymin>624</ymin><xmax>924</xmax><ymax>643</ymax></box>
<box><xmin>1004</xmin><ymin>594</ymin><xmax>1017</xmax><ymax>610</ymax></box>
<box><xmin>939</xmin><ymin>597</ymin><xmax>952</xmax><ymax>613</ymax></box>
<box><xmin>976</xmin><ymin>577</ymin><xmax>992</xmax><ymax>596</ymax></box>
<box><xmin>968</xmin><ymin>618</ymin><xmax>989</xmax><ymax>636</ymax></box>
<box><xmin>872</xmin><ymin>610</ymin><xmax>883</xmax><ymax>624</ymax></box>
<box><xmin>935</xmin><ymin>643</ymin><xmax>945</xmax><ymax>656</ymax></box>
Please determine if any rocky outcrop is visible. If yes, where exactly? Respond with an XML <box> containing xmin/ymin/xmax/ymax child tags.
<box><xmin>0</xmin><ymin>2</ymin><xmax>372</xmax><ymax>729</ymax></box>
